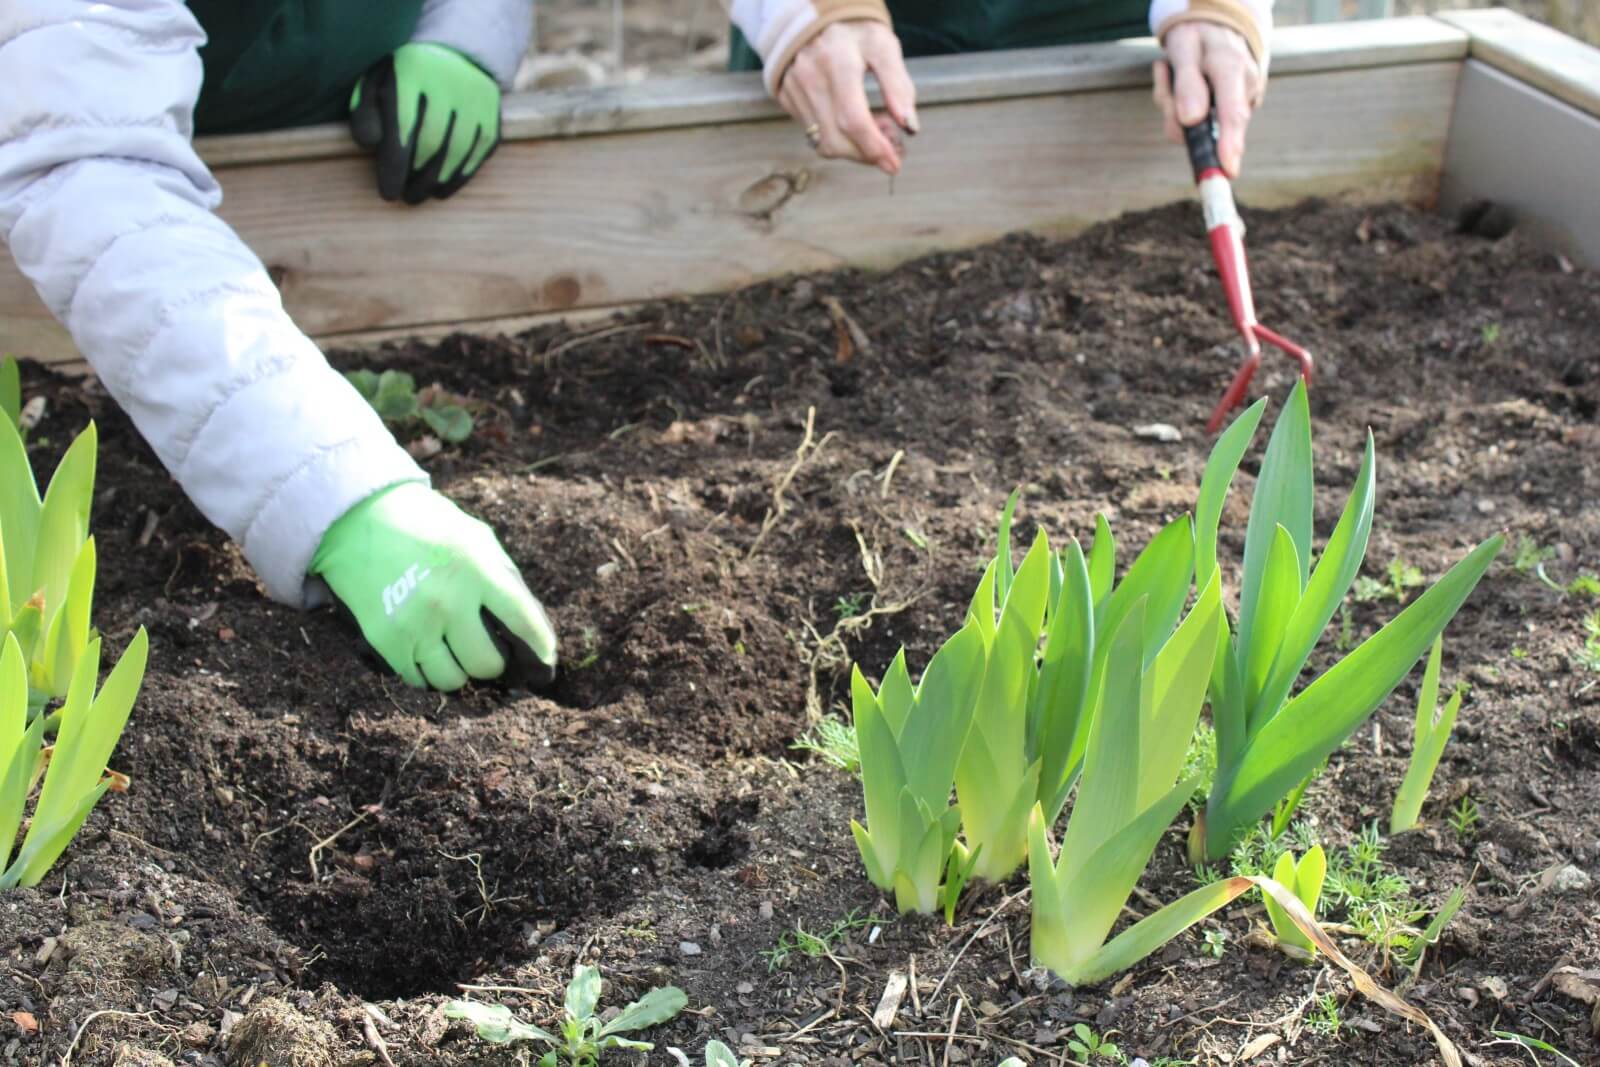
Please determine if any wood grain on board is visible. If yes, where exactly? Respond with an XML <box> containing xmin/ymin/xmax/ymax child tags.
<box><xmin>2</xmin><ymin>36</ymin><xmax>1466</xmax><ymax>366</ymax></box>
<box><xmin>191</xmin><ymin>18</ymin><xmax>1466</xmax><ymax>168</ymax></box>
<box><xmin>1436</xmin><ymin>8</ymin><xmax>1600</xmax><ymax>118</ymax></box>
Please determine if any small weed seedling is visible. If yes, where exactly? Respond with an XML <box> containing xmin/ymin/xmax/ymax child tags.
<box><xmin>1181</xmin><ymin>724</ymin><xmax>1218</xmax><ymax>809</ymax></box>
<box><xmin>1489</xmin><ymin>1030</ymin><xmax>1584</xmax><ymax>1067</ymax></box>
<box><xmin>1067</xmin><ymin>1024</ymin><xmax>1123</xmax><ymax>1062</ymax></box>
<box><xmin>1400</xmin><ymin>884</ymin><xmax>1467</xmax><ymax>973</ymax></box>
<box><xmin>445</xmin><ymin>965</ymin><xmax>686</xmax><ymax>1064</ymax></box>
<box><xmin>1480</xmin><ymin>323</ymin><xmax>1502</xmax><ymax>345</ymax></box>
<box><xmin>833</xmin><ymin>592</ymin><xmax>868</xmax><ymax>619</ymax></box>
<box><xmin>1354</xmin><ymin>559</ymin><xmax>1424</xmax><ymax>605</ymax></box>
<box><xmin>761</xmin><ymin>908</ymin><xmax>881</xmax><ymax>971</ymax></box>
<box><xmin>1512</xmin><ymin>535</ymin><xmax>1557</xmax><ymax>575</ymax></box>
<box><xmin>1325</xmin><ymin>825</ymin><xmax>1427</xmax><ymax>969</ymax></box>
<box><xmin>346</xmin><ymin>368</ymin><xmax>474</xmax><ymax>443</ymax></box>
<box><xmin>1574</xmin><ymin>609</ymin><xmax>1600</xmax><ymax>673</ymax></box>
<box><xmin>789</xmin><ymin>716</ymin><xmax>860</xmax><ymax>774</ymax></box>
<box><xmin>1307</xmin><ymin>993</ymin><xmax>1343</xmax><ymax>1037</ymax></box>
<box><xmin>1224</xmin><ymin>820</ymin><xmax>1319</xmax><ymax>880</ymax></box>
<box><xmin>1333</xmin><ymin>602</ymin><xmax>1356</xmax><ymax>653</ymax></box>
<box><xmin>1390</xmin><ymin>635</ymin><xmax>1463</xmax><ymax>834</ymax></box>
<box><xmin>1449</xmin><ymin>795</ymin><xmax>1480</xmax><ymax>838</ymax></box>
<box><xmin>573</xmin><ymin>627</ymin><xmax>601</xmax><ymax>670</ymax></box>
<box><xmin>1568</xmin><ymin>573</ymin><xmax>1600</xmax><ymax>598</ymax></box>
<box><xmin>1202</xmin><ymin>927</ymin><xmax>1228</xmax><ymax>958</ymax></box>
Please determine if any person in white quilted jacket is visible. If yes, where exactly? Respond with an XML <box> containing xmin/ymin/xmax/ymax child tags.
<box><xmin>0</xmin><ymin>0</ymin><xmax>559</xmax><ymax>693</ymax></box>
<box><xmin>0</xmin><ymin>1</ymin><xmax>1271</xmax><ymax>695</ymax></box>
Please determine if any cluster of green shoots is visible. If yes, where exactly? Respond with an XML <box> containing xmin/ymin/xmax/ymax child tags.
<box><xmin>1</xmin><ymin>357</ymin><xmax>150</xmax><ymax>890</ymax></box>
<box><xmin>345</xmin><ymin>367</ymin><xmax>474</xmax><ymax>443</ymax></box>
<box><xmin>847</xmin><ymin>380</ymin><xmax>1501</xmax><ymax>987</ymax></box>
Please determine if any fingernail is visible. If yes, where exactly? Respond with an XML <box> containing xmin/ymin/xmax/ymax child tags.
<box><xmin>905</xmin><ymin>109</ymin><xmax>920</xmax><ymax>135</ymax></box>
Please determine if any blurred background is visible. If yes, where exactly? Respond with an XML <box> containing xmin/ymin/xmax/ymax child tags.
<box><xmin>519</xmin><ymin>0</ymin><xmax>1599</xmax><ymax>90</ymax></box>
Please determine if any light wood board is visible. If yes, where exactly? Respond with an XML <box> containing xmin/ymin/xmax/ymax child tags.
<box><xmin>1435</xmin><ymin>8</ymin><xmax>1600</xmax><ymax>119</ymax></box>
<box><xmin>2</xmin><ymin>32</ymin><xmax>1466</xmax><ymax>367</ymax></box>
<box><xmin>194</xmin><ymin>17</ymin><xmax>1466</xmax><ymax>168</ymax></box>
<box><xmin>1440</xmin><ymin>60</ymin><xmax>1600</xmax><ymax>269</ymax></box>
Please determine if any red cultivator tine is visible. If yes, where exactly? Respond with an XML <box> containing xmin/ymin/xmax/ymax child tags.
<box><xmin>1178</xmin><ymin>94</ymin><xmax>1314</xmax><ymax>434</ymax></box>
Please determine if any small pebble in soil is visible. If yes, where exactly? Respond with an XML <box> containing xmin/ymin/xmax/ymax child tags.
<box><xmin>1550</xmin><ymin>864</ymin><xmax>1593</xmax><ymax>894</ymax></box>
<box><xmin>679</xmin><ymin>941</ymin><xmax>702</xmax><ymax>956</ymax></box>
<box><xmin>1134</xmin><ymin>423</ymin><xmax>1182</xmax><ymax>443</ymax></box>
<box><xmin>758</xmin><ymin>901</ymin><xmax>773</xmax><ymax>920</ymax></box>
<box><xmin>1476</xmin><ymin>498</ymin><xmax>1497</xmax><ymax>514</ymax></box>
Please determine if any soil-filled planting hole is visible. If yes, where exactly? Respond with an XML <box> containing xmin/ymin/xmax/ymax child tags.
<box><xmin>236</xmin><ymin>781</ymin><xmax>652</xmax><ymax>999</ymax></box>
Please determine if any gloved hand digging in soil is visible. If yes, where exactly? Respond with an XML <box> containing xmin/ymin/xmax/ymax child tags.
<box><xmin>0</xmin><ymin>0</ymin><xmax>557</xmax><ymax>692</ymax></box>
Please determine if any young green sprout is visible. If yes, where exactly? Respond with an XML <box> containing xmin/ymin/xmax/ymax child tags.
<box><xmin>1263</xmin><ymin>845</ymin><xmax>1327</xmax><ymax>959</ymax></box>
<box><xmin>444</xmin><ymin>965</ymin><xmax>686</xmax><ymax>1064</ymax></box>
<box><xmin>0</xmin><ymin>628</ymin><xmax>149</xmax><ymax>890</ymax></box>
<box><xmin>1066</xmin><ymin>1024</ymin><xmax>1121</xmax><ymax>1062</ymax></box>
<box><xmin>1189</xmin><ymin>380</ymin><xmax>1502</xmax><ymax>862</ymax></box>
<box><xmin>1</xmin><ymin>416</ymin><xmax>100</xmax><ymax>706</ymax></box>
<box><xmin>1390</xmin><ymin>636</ymin><xmax>1462</xmax><ymax>834</ymax></box>
<box><xmin>704</xmin><ymin>1040</ymin><xmax>749</xmax><ymax>1067</ymax></box>
<box><xmin>850</xmin><ymin>621</ymin><xmax>986</xmax><ymax>918</ymax></box>
<box><xmin>954</xmin><ymin>492</ymin><xmax>1194</xmax><ymax>883</ymax></box>
<box><xmin>345</xmin><ymin>368</ymin><xmax>474</xmax><ymax>443</ymax></box>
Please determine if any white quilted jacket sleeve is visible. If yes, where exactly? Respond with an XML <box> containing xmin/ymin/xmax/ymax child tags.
<box><xmin>0</xmin><ymin>0</ymin><xmax>427</xmax><ymax>608</ymax></box>
<box><xmin>412</xmin><ymin>0</ymin><xmax>535</xmax><ymax>89</ymax></box>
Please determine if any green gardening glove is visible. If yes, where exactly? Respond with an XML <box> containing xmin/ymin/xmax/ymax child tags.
<box><xmin>349</xmin><ymin>42</ymin><xmax>502</xmax><ymax>205</ymax></box>
<box><xmin>310</xmin><ymin>483</ymin><xmax>557</xmax><ymax>691</ymax></box>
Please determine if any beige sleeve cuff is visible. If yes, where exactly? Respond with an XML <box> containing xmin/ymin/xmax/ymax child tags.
<box><xmin>1155</xmin><ymin>0</ymin><xmax>1268</xmax><ymax>66</ymax></box>
<box><xmin>730</xmin><ymin>0</ymin><xmax>892</xmax><ymax>96</ymax></box>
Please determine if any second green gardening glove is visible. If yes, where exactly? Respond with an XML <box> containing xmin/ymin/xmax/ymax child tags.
<box><xmin>349</xmin><ymin>42</ymin><xmax>502</xmax><ymax>204</ymax></box>
<box><xmin>310</xmin><ymin>483</ymin><xmax>558</xmax><ymax>691</ymax></box>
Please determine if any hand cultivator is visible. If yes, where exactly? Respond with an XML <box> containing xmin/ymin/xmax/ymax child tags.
<box><xmin>1179</xmin><ymin>105</ymin><xmax>1315</xmax><ymax>433</ymax></box>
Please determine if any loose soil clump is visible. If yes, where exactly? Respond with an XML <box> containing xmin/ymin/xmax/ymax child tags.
<box><xmin>2</xmin><ymin>197</ymin><xmax>1597</xmax><ymax>1066</ymax></box>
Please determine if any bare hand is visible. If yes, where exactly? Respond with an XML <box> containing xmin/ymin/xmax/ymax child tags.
<box><xmin>778</xmin><ymin>20</ymin><xmax>917</xmax><ymax>176</ymax></box>
<box><xmin>1152</xmin><ymin>23</ymin><xmax>1264</xmax><ymax>178</ymax></box>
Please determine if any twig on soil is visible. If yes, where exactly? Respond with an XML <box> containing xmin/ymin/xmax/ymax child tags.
<box><xmin>109</xmin><ymin>829</ymin><xmax>178</xmax><ymax>860</ymax></box>
<box><xmin>439</xmin><ymin>850</ymin><xmax>522</xmax><ymax>926</ymax></box>
<box><xmin>879</xmin><ymin>450</ymin><xmax>905</xmax><ymax>498</ymax></box>
<box><xmin>778</xmin><ymin>1007</ymin><xmax>838</xmax><ymax>1041</ymax></box>
<box><xmin>61</xmin><ymin>1010</ymin><xmax>155</xmax><ymax>1066</ymax></box>
<box><xmin>542</xmin><ymin>323</ymin><xmax>643</xmax><ymax>370</ymax></box>
<box><xmin>307</xmin><ymin>807</ymin><xmax>376</xmax><ymax>883</ymax></box>
<box><xmin>362</xmin><ymin>1007</ymin><xmax>398</xmax><ymax>1067</ymax></box>
<box><xmin>926</xmin><ymin>889</ymin><xmax>1028</xmax><ymax>1012</ymax></box>
<box><xmin>821</xmin><ymin>295</ymin><xmax>872</xmax><ymax>363</ymax></box>
<box><xmin>748</xmin><ymin>407</ymin><xmax>834</xmax><ymax>559</ymax></box>
<box><xmin>457</xmin><ymin>983</ymin><xmax>546</xmax><ymax>996</ymax></box>
<box><xmin>941</xmin><ymin>994</ymin><xmax>966</xmax><ymax>1067</ymax></box>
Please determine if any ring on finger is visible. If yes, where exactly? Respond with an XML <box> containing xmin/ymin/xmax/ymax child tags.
<box><xmin>804</xmin><ymin>122</ymin><xmax>822</xmax><ymax>147</ymax></box>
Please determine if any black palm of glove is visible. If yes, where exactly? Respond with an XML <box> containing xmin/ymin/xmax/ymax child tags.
<box><xmin>348</xmin><ymin>43</ymin><xmax>502</xmax><ymax>205</ymax></box>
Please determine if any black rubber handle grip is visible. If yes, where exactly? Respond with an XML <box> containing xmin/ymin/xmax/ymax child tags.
<box><xmin>1182</xmin><ymin>117</ymin><xmax>1222</xmax><ymax>182</ymax></box>
<box><xmin>1167</xmin><ymin>63</ymin><xmax>1221</xmax><ymax>182</ymax></box>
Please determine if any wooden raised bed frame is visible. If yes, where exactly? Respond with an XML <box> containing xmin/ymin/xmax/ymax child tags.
<box><xmin>2</xmin><ymin>8</ymin><xmax>1596</xmax><ymax>369</ymax></box>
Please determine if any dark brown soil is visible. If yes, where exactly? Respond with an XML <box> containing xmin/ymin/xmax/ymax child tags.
<box><xmin>2</xmin><ymin>196</ymin><xmax>1597</xmax><ymax>1067</ymax></box>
